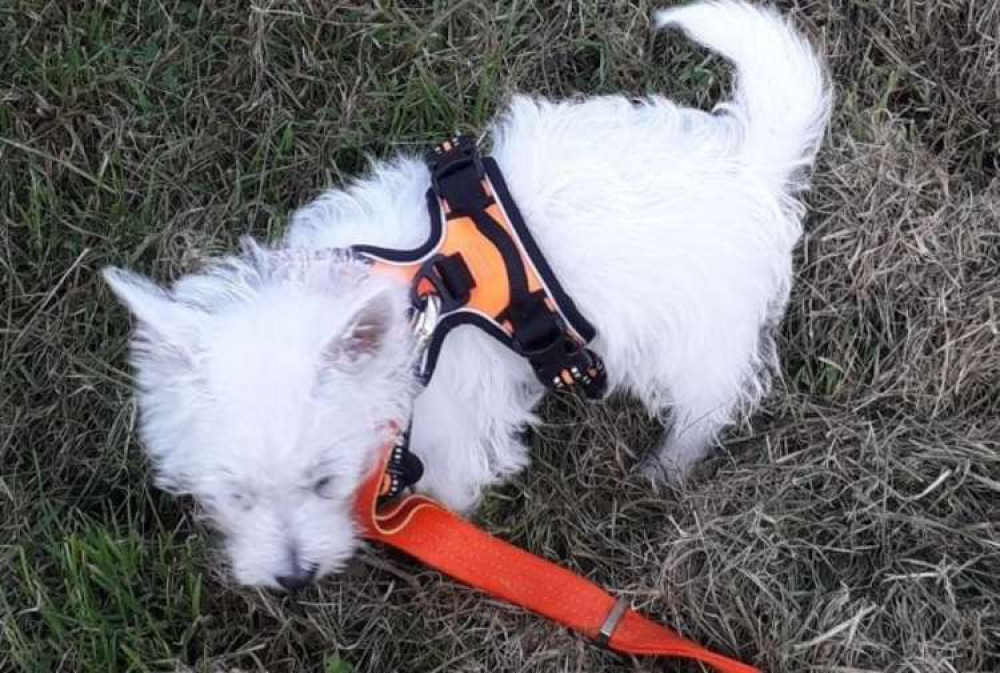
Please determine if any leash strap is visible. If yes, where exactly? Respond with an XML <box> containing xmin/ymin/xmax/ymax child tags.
<box><xmin>355</xmin><ymin>440</ymin><xmax>761</xmax><ymax>673</ymax></box>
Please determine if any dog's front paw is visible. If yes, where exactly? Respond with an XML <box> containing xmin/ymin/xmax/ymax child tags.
<box><xmin>417</xmin><ymin>478</ymin><xmax>483</xmax><ymax>515</ymax></box>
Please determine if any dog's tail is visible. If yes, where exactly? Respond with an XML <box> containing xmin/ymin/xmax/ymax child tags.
<box><xmin>656</xmin><ymin>1</ymin><xmax>831</xmax><ymax>190</ymax></box>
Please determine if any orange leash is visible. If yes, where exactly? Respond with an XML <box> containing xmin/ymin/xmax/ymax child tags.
<box><xmin>356</xmin><ymin>440</ymin><xmax>761</xmax><ymax>673</ymax></box>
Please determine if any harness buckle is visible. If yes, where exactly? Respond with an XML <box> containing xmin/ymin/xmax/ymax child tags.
<box><xmin>525</xmin><ymin>337</ymin><xmax>608</xmax><ymax>400</ymax></box>
<box><xmin>513</xmin><ymin>311</ymin><xmax>608</xmax><ymax>399</ymax></box>
<box><xmin>426</xmin><ymin>135</ymin><xmax>489</xmax><ymax>213</ymax></box>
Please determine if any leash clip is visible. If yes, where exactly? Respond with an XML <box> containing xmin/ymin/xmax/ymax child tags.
<box><xmin>409</xmin><ymin>293</ymin><xmax>442</xmax><ymax>356</ymax></box>
<box><xmin>596</xmin><ymin>597</ymin><xmax>630</xmax><ymax>648</ymax></box>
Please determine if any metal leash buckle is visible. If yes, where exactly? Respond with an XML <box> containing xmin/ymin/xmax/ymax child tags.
<box><xmin>596</xmin><ymin>597</ymin><xmax>630</xmax><ymax>648</ymax></box>
<box><xmin>409</xmin><ymin>294</ymin><xmax>442</xmax><ymax>358</ymax></box>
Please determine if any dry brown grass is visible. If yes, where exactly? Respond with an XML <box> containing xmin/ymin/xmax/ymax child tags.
<box><xmin>2</xmin><ymin>1</ymin><xmax>998</xmax><ymax>671</ymax></box>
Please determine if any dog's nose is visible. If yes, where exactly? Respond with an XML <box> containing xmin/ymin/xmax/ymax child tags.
<box><xmin>276</xmin><ymin>564</ymin><xmax>316</xmax><ymax>592</ymax></box>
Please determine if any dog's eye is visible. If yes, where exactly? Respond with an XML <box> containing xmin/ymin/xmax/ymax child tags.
<box><xmin>313</xmin><ymin>476</ymin><xmax>337</xmax><ymax>499</ymax></box>
<box><xmin>229</xmin><ymin>492</ymin><xmax>254</xmax><ymax>512</ymax></box>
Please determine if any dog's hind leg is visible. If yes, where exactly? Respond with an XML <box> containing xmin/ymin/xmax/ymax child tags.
<box><xmin>653</xmin><ymin>392</ymin><xmax>736</xmax><ymax>481</ymax></box>
<box><xmin>645</xmin><ymin>327</ymin><xmax>769</xmax><ymax>481</ymax></box>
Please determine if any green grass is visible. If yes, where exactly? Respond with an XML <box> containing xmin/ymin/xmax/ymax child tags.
<box><xmin>8</xmin><ymin>523</ymin><xmax>203</xmax><ymax>671</ymax></box>
<box><xmin>2</xmin><ymin>0</ymin><xmax>998</xmax><ymax>671</ymax></box>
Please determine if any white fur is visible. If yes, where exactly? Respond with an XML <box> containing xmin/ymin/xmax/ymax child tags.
<box><xmin>103</xmin><ymin>1</ymin><xmax>830</xmax><ymax>589</ymax></box>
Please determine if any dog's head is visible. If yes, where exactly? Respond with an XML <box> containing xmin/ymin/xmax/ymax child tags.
<box><xmin>103</xmin><ymin>241</ymin><xmax>416</xmax><ymax>589</ymax></box>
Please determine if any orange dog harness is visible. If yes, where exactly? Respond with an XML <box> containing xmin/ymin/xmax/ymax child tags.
<box><xmin>352</xmin><ymin>135</ymin><xmax>606</xmax><ymax>396</ymax></box>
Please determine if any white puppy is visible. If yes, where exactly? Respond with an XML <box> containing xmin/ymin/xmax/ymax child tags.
<box><xmin>104</xmin><ymin>1</ymin><xmax>830</xmax><ymax>590</ymax></box>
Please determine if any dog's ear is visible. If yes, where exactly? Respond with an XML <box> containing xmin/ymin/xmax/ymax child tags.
<box><xmin>324</xmin><ymin>284</ymin><xmax>398</xmax><ymax>371</ymax></box>
<box><xmin>102</xmin><ymin>267</ymin><xmax>199</xmax><ymax>365</ymax></box>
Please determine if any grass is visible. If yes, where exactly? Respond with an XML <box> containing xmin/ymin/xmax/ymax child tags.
<box><xmin>2</xmin><ymin>0</ymin><xmax>998</xmax><ymax>671</ymax></box>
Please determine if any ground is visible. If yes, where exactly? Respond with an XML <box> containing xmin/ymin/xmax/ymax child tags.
<box><xmin>2</xmin><ymin>1</ymin><xmax>998</xmax><ymax>671</ymax></box>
